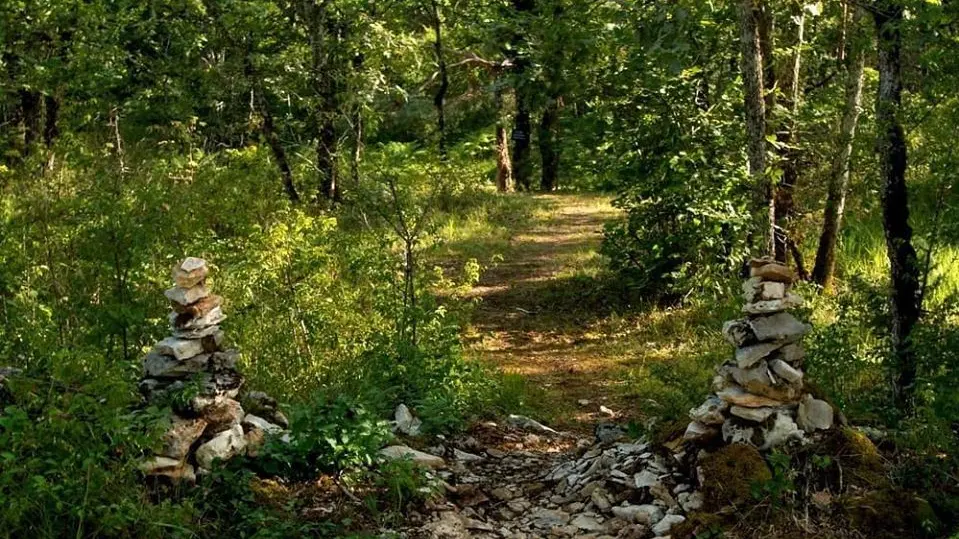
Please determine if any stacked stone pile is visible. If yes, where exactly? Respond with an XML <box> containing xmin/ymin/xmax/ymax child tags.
<box><xmin>685</xmin><ymin>257</ymin><xmax>834</xmax><ymax>450</ymax></box>
<box><xmin>139</xmin><ymin>257</ymin><xmax>287</xmax><ymax>483</ymax></box>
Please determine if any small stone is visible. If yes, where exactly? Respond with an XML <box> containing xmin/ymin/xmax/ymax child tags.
<box><xmin>142</xmin><ymin>351</ymin><xmax>209</xmax><ymax>378</ymax></box>
<box><xmin>242</xmin><ymin>413</ymin><xmax>284</xmax><ymax>434</ymax></box>
<box><xmin>717</xmin><ymin>386</ymin><xmax>785</xmax><ymax>408</ymax></box>
<box><xmin>530</xmin><ymin>508</ymin><xmax>570</xmax><ymax>529</ymax></box>
<box><xmin>595</xmin><ymin>422</ymin><xmax>627</xmax><ymax>444</ymax></box>
<box><xmin>797</xmin><ymin>394</ymin><xmax>834</xmax><ymax>432</ymax></box>
<box><xmin>202</xmin><ymin>397</ymin><xmax>245</xmax><ymax>433</ymax></box>
<box><xmin>634</xmin><ymin>469</ymin><xmax>660</xmax><ymax>489</ymax></box>
<box><xmin>159</xmin><ymin>417</ymin><xmax>208</xmax><ymax>459</ymax></box>
<box><xmin>164</xmin><ymin>285</ymin><xmax>210</xmax><ymax>307</ymax></box>
<box><xmin>591</xmin><ymin>489</ymin><xmax>612</xmax><ymax>511</ymax></box>
<box><xmin>681</xmin><ymin>491</ymin><xmax>703</xmax><ymax>512</ymax></box>
<box><xmin>730</xmin><ymin>363</ymin><xmax>800</xmax><ymax>402</ymax></box>
<box><xmin>173</xmin><ymin>257</ymin><xmax>209</xmax><ymax>288</ymax></box>
<box><xmin>486</xmin><ymin>448</ymin><xmax>507</xmax><ymax>459</ymax></box>
<box><xmin>769</xmin><ymin>358</ymin><xmax>803</xmax><ymax>384</ymax></box>
<box><xmin>453</xmin><ymin>448</ymin><xmax>484</xmax><ymax>462</ymax></box>
<box><xmin>735</xmin><ymin>342</ymin><xmax>783</xmax><ymax>369</ymax></box>
<box><xmin>170</xmin><ymin>306</ymin><xmax>226</xmax><ymax>331</ymax></box>
<box><xmin>139</xmin><ymin>456</ymin><xmax>196</xmax><ymax>483</ymax></box>
<box><xmin>507</xmin><ymin>414</ymin><xmax>558</xmax><ymax>434</ymax></box>
<box><xmin>152</xmin><ymin>337</ymin><xmax>206</xmax><ymax>361</ymax></box>
<box><xmin>722</xmin><ymin>319</ymin><xmax>754</xmax><ymax>347</ymax></box>
<box><xmin>570</xmin><ymin>514</ymin><xmax>605</xmax><ymax>532</ymax></box>
<box><xmin>729</xmin><ymin>405</ymin><xmax>777</xmax><ymax>423</ymax></box>
<box><xmin>612</xmin><ymin>504</ymin><xmax>663</xmax><ymax>526</ymax></box>
<box><xmin>195</xmin><ymin>424</ymin><xmax>247</xmax><ymax>468</ymax></box>
<box><xmin>171</xmin><ymin>294</ymin><xmax>222</xmax><ymax>317</ymax></box>
<box><xmin>379</xmin><ymin>445</ymin><xmax>445</xmax><ymax>468</ymax></box>
<box><xmin>779</xmin><ymin>342</ymin><xmax>805</xmax><ymax>364</ymax></box>
<box><xmin>578</xmin><ymin>399</ymin><xmax>591</xmax><ymax>406</ymax></box>
<box><xmin>244</xmin><ymin>428</ymin><xmax>266</xmax><ymax>457</ymax></box>
<box><xmin>393</xmin><ymin>403</ymin><xmax>422</xmax><ymax>436</ymax></box>
<box><xmin>652</xmin><ymin>514</ymin><xmax>685</xmax><ymax>536</ymax></box>
<box><xmin>689</xmin><ymin>396</ymin><xmax>728</xmax><ymax>425</ymax></box>
<box><xmin>748</xmin><ymin>312</ymin><xmax>809</xmax><ymax>344</ymax></box>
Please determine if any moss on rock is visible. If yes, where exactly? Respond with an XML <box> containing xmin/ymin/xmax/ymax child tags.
<box><xmin>699</xmin><ymin>443</ymin><xmax>772</xmax><ymax>509</ymax></box>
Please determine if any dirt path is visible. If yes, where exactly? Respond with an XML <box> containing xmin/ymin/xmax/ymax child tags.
<box><xmin>465</xmin><ymin>193</ymin><xmax>630</xmax><ymax>432</ymax></box>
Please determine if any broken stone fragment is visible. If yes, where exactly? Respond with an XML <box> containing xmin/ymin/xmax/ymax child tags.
<box><xmin>689</xmin><ymin>396</ymin><xmax>728</xmax><ymax>425</ymax></box>
<box><xmin>200</xmin><ymin>330</ymin><xmax>225</xmax><ymax>353</ymax></box>
<box><xmin>769</xmin><ymin>358</ymin><xmax>804</xmax><ymax>384</ymax></box>
<box><xmin>748</xmin><ymin>312</ymin><xmax>810</xmax><ymax>343</ymax></box>
<box><xmin>173</xmin><ymin>257</ymin><xmax>209</xmax><ymax>288</ymax></box>
<box><xmin>201</xmin><ymin>397</ymin><xmax>245</xmax><ymax>433</ymax></box>
<box><xmin>730</xmin><ymin>362</ymin><xmax>800</xmax><ymax>402</ymax></box>
<box><xmin>652</xmin><ymin>514</ymin><xmax>686</xmax><ymax>536</ymax></box>
<box><xmin>170</xmin><ymin>306</ymin><xmax>226</xmax><ymax>331</ymax></box>
<box><xmin>170</xmin><ymin>293</ymin><xmax>223</xmax><ymax>317</ymax></box>
<box><xmin>779</xmin><ymin>342</ymin><xmax>805</xmax><ymax>364</ymax></box>
<box><xmin>159</xmin><ymin>417</ymin><xmax>208</xmax><ymax>459</ymax></box>
<box><xmin>611</xmin><ymin>504</ymin><xmax>663</xmax><ymax>526</ymax></box>
<box><xmin>729</xmin><ymin>405</ymin><xmax>777</xmax><ymax>423</ymax></box>
<box><xmin>165</xmin><ymin>285</ymin><xmax>210</xmax><ymax>307</ymax></box>
<box><xmin>683</xmin><ymin>421</ymin><xmax>719</xmax><ymax>442</ymax></box>
<box><xmin>797</xmin><ymin>394</ymin><xmax>834</xmax><ymax>432</ymax></box>
<box><xmin>153</xmin><ymin>336</ymin><xmax>206</xmax><ymax>361</ymax></box>
<box><xmin>717</xmin><ymin>385</ymin><xmax>785</xmax><ymax>408</ymax></box>
<box><xmin>735</xmin><ymin>341</ymin><xmax>783</xmax><ymax>369</ymax></box>
<box><xmin>507</xmin><ymin>414</ymin><xmax>558</xmax><ymax>434</ymax></box>
<box><xmin>143</xmin><ymin>351</ymin><xmax>210</xmax><ymax>378</ymax></box>
<box><xmin>743</xmin><ymin>293</ymin><xmax>804</xmax><ymax>315</ymax></box>
<box><xmin>760</xmin><ymin>413</ymin><xmax>804</xmax><ymax>450</ymax></box>
<box><xmin>378</xmin><ymin>445</ymin><xmax>445</xmax><ymax>468</ymax></box>
<box><xmin>750</xmin><ymin>262</ymin><xmax>796</xmax><ymax>283</ymax></box>
<box><xmin>393</xmin><ymin>403</ymin><xmax>422</xmax><ymax>436</ymax></box>
<box><xmin>242</xmin><ymin>413</ymin><xmax>284</xmax><ymax>435</ymax></box>
<box><xmin>195</xmin><ymin>424</ymin><xmax>247</xmax><ymax>469</ymax></box>
<box><xmin>139</xmin><ymin>456</ymin><xmax>196</xmax><ymax>483</ymax></box>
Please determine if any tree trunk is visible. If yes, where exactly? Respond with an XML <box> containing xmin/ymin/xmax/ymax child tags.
<box><xmin>872</xmin><ymin>0</ymin><xmax>922</xmax><ymax>411</ymax></box>
<box><xmin>494</xmin><ymin>84</ymin><xmax>513</xmax><ymax>192</ymax></box>
<box><xmin>19</xmin><ymin>90</ymin><xmax>42</xmax><ymax>156</ymax></box>
<box><xmin>812</xmin><ymin>6</ymin><xmax>866</xmax><ymax>290</ymax></box>
<box><xmin>509</xmin><ymin>0</ymin><xmax>535</xmax><ymax>191</ymax></box>
<box><xmin>430</xmin><ymin>0</ymin><xmax>448</xmax><ymax>158</ymax></box>
<box><xmin>43</xmin><ymin>94</ymin><xmax>59</xmax><ymax>147</ymax></box>
<box><xmin>740</xmin><ymin>0</ymin><xmax>774</xmax><ymax>256</ymax></box>
<box><xmin>538</xmin><ymin>96</ymin><xmax>560</xmax><ymax>191</ymax></box>
<box><xmin>304</xmin><ymin>1</ymin><xmax>341</xmax><ymax>202</ymax></box>
<box><xmin>774</xmin><ymin>2</ymin><xmax>806</xmax><ymax>263</ymax></box>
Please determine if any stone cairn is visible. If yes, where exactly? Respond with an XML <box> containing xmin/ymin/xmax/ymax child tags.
<box><xmin>138</xmin><ymin>257</ymin><xmax>287</xmax><ymax>483</ymax></box>
<box><xmin>685</xmin><ymin>257</ymin><xmax>834</xmax><ymax>450</ymax></box>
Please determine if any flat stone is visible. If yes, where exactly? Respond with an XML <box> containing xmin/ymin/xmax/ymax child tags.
<box><xmin>735</xmin><ymin>341</ymin><xmax>783</xmax><ymax>369</ymax></box>
<box><xmin>779</xmin><ymin>342</ymin><xmax>805</xmax><ymax>364</ymax></box>
<box><xmin>171</xmin><ymin>294</ymin><xmax>222</xmax><ymax>317</ymax></box>
<box><xmin>143</xmin><ymin>351</ymin><xmax>210</xmax><ymax>378</ymax></box>
<box><xmin>743</xmin><ymin>295</ymin><xmax>802</xmax><ymax>315</ymax></box>
<box><xmin>634</xmin><ymin>469</ymin><xmax>660</xmax><ymax>489</ymax></box>
<box><xmin>750</xmin><ymin>262</ymin><xmax>796</xmax><ymax>283</ymax></box>
<box><xmin>173</xmin><ymin>257</ymin><xmax>209</xmax><ymax>288</ymax></box>
<box><xmin>170</xmin><ymin>306</ymin><xmax>226</xmax><ymax>331</ymax></box>
<box><xmin>172</xmin><ymin>324</ymin><xmax>221</xmax><ymax>339</ymax></box>
<box><xmin>652</xmin><ymin>514</ymin><xmax>685</xmax><ymax>536</ymax></box>
<box><xmin>612</xmin><ymin>504</ymin><xmax>663</xmax><ymax>526</ymax></box>
<box><xmin>729</xmin><ymin>405</ymin><xmax>777</xmax><ymax>423</ymax></box>
<box><xmin>748</xmin><ymin>312</ymin><xmax>809</xmax><ymax>343</ymax></box>
<box><xmin>530</xmin><ymin>508</ymin><xmax>570</xmax><ymax>529</ymax></box>
<box><xmin>453</xmin><ymin>448</ymin><xmax>484</xmax><ymax>462</ymax></box>
<box><xmin>507</xmin><ymin>414</ymin><xmax>558</xmax><ymax>434</ymax></box>
<box><xmin>730</xmin><ymin>363</ymin><xmax>800</xmax><ymax>402</ymax></box>
<box><xmin>152</xmin><ymin>337</ymin><xmax>206</xmax><ymax>361</ymax></box>
<box><xmin>242</xmin><ymin>413</ymin><xmax>284</xmax><ymax>434</ymax></box>
<box><xmin>591</xmin><ymin>489</ymin><xmax>612</xmax><ymax>511</ymax></box>
<box><xmin>769</xmin><ymin>358</ymin><xmax>803</xmax><ymax>384</ymax></box>
<box><xmin>379</xmin><ymin>445</ymin><xmax>445</xmax><ymax>468</ymax></box>
<box><xmin>681</xmin><ymin>491</ymin><xmax>704</xmax><ymax>512</ymax></box>
<box><xmin>159</xmin><ymin>417</ymin><xmax>208</xmax><ymax>459</ymax></box>
<box><xmin>689</xmin><ymin>396</ymin><xmax>728</xmax><ymax>425</ymax></box>
<box><xmin>165</xmin><ymin>285</ymin><xmax>210</xmax><ymax>306</ymax></box>
<box><xmin>722</xmin><ymin>319</ymin><xmax>754</xmax><ymax>347</ymax></box>
<box><xmin>570</xmin><ymin>514</ymin><xmax>606</xmax><ymax>532</ymax></box>
<box><xmin>195</xmin><ymin>424</ymin><xmax>247</xmax><ymax>468</ymax></box>
<box><xmin>717</xmin><ymin>385</ymin><xmax>785</xmax><ymax>408</ymax></box>
<box><xmin>797</xmin><ymin>395</ymin><xmax>834</xmax><ymax>432</ymax></box>
<box><xmin>139</xmin><ymin>456</ymin><xmax>196</xmax><ymax>482</ymax></box>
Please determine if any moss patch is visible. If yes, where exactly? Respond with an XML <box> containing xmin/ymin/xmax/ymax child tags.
<box><xmin>841</xmin><ymin>490</ymin><xmax>940</xmax><ymax>538</ymax></box>
<box><xmin>699</xmin><ymin>443</ymin><xmax>772</xmax><ymax>510</ymax></box>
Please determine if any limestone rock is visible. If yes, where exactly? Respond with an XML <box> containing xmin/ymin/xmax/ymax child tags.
<box><xmin>717</xmin><ymin>386</ymin><xmax>785</xmax><ymax>408</ymax></box>
<box><xmin>139</xmin><ymin>456</ymin><xmax>196</xmax><ymax>482</ymax></box>
<box><xmin>570</xmin><ymin>514</ymin><xmax>605</xmax><ymax>532</ymax></box>
<box><xmin>779</xmin><ymin>342</ymin><xmax>805</xmax><ymax>364</ymax></box>
<box><xmin>152</xmin><ymin>337</ymin><xmax>206</xmax><ymax>361</ymax></box>
<box><xmin>170</xmin><ymin>306</ymin><xmax>226</xmax><ymax>330</ymax></box>
<box><xmin>760</xmin><ymin>413</ymin><xmax>804</xmax><ymax>450</ymax></box>
<box><xmin>394</xmin><ymin>403</ymin><xmax>422</xmax><ymax>436</ymax></box>
<box><xmin>612</xmin><ymin>504</ymin><xmax>663</xmax><ymax>526</ymax></box>
<box><xmin>683</xmin><ymin>421</ymin><xmax>719</xmax><ymax>442</ymax></box>
<box><xmin>143</xmin><ymin>351</ymin><xmax>210</xmax><ymax>378</ymax></box>
<box><xmin>242</xmin><ymin>413</ymin><xmax>284</xmax><ymax>435</ymax></box>
<box><xmin>721</xmin><ymin>419</ymin><xmax>756</xmax><ymax>445</ymax></box>
<box><xmin>743</xmin><ymin>293</ymin><xmax>803</xmax><ymax>315</ymax></box>
<box><xmin>164</xmin><ymin>285</ymin><xmax>209</xmax><ymax>307</ymax></box>
<box><xmin>730</xmin><ymin>363</ymin><xmax>800</xmax><ymax>402</ymax></box>
<box><xmin>171</xmin><ymin>294</ymin><xmax>222</xmax><ymax>317</ymax></box>
<box><xmin>201</xmin><ymin>397</ymin><xmax>244</xmax><ymax>433</ymax></box>
<box><xmin>652</xmin><ymin>514</ymin><xmax>685</xmax><ymax>536</ymax></box>
<box><xmin>530</xmin><ymin>508</ymin><xmax>570</xmax><ymax>529</ymax></box>
<box><xmin>748</xmin><ymin>312</ymin><xmax>809</xmax><ymax>343</ymax></box>
<box><xmin>173</xmin><ymin>257</ymin><xmax>209</xmax><ymax>288</ymax></box>
<box><xmin>797</xmin><ymin>395</ymin><xmax>834</xmax><ymax>432</ymax></box>
<box><xmin>688</xmin><ymin>396</ymin><xmax>728</xmax><ymax>425</ymax></box>
<box><xmin>195</xmin><ymin>424</ymin><xmax>247</xmax><ymax>469</ymax></box>
<box><xmin>735</xmin><ymin>342</ymin><xmax>783</xmax><ymax>369</ymax></box>
<box><xmin>722</xmin><ymin>319</ymin><xmax>754</xmax><ymax>347</ymax></box>
<box><xmin>160</xmin><ymin>417</ymin><xmax>208</xmax><ymax>459</ymax></box>
<box><xmin>244</xmin><ymin>428</ymin><xmax>266</xmax><ymax>457</ymax></box>
<box><xmin>453</xmin><ymin>448</ymin><xmax>484</xmax><ymax>462</ymax></box>
<box><xmin>729</xmin><ymin>405</ymin><xmax>776</xmax><ymax>423</ymax></box>
<box><xmin>379</xmin><ymin>445</ymin><xmax>445</xmax><ymax>468</ymax></box>
<box><xmin>769</xmin><ymin>358</ymin><xmax>803</xmax><ymax>384</ymax></box>
<box><xmin>507</xmin><ymin>414</ymin><xmax>558</xmax><ymax>434</ymax></box>
<box><xmin>750</xmin><ymin>262</ymin><xmax>796</xmax><ymax>283</ymax></box>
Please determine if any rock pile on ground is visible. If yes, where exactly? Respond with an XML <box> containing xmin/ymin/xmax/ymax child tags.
<box><xmin>138</xmin><ymin>257</ymin><xmax>287</xmax><ymax>483</ymax></box>
<box><xmin>685</xmin><ymin>257</ymin><xmax>834</xmax><ymax>449</ymax></box>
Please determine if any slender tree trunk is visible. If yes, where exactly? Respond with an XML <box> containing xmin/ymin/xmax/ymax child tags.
<box><xmin>740</xmin><ymin>0</ymin><xmax>774</xmax><ymax>256</ymax></box>
<box><xmin>19</xmin><ymin>90</ymin><xmax>42</xmax><ymax>156</ymax></box>
<box><xmin>538</xmin><ymin>96</ymin><xmax>560</xmax><ymax>191</ymax></box>
<box><xmin>304</xmin><ymin>2</ymin><xmax>340</xmax><ymax>202</ymax></box>
<box><xmin>43</xmin><ymin>94</ymin><xmax>59</xmax><ymax>147</ymax></box>
<box><xmin>509</xmin><ymin>0</ymin><xmax>535</xmax><ymax>191</ymax></box>
<box><xmin>774</xmin><ymin>2</ymin><xmax>806</xmax><ymax>262</ymax></box>
<box><xmin>812</xmin><ymin>6</ymin><xmax>866</xmax><ymax>290</ymax></box>
<box><xmin>494</xmin><ymin>84</ymin><xmax>513</xmax><ymax>192</ymax></box>
<box><xmin>351</xmin><ymin>108</ymin><xmax>363</xmax><ymax>186</ymax></box>
<box><xmin>872</xmin><ymin>0</ymin><xmax>922</xmax><ymax>411</ymax></box>
<box><xmin>429</xmin><ymin>0</ymin><xmax>448</xmax><ymax>158</ymax></box>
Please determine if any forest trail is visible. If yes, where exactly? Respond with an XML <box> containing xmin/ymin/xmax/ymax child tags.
<box><xmin>464</xmin><ymin>193</ymin><xmax>630</xmax><ymax>433</ymax></box>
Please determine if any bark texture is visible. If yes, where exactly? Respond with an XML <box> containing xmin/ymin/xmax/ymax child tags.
<box><xmin>538</xmin><ymin>96</ymin><xmax>560</xmax><ymax>192</ymax></box>
<box><xmin>774</xmin><ymin>2</ymin><xmax>806</xmax><ymax>263</ymax></box>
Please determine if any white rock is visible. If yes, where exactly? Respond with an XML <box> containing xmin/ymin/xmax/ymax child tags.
<box><xmin>195</xmin><ymin>424</ymin><xmax>247</xmax><ymax>469</ymax></box>
<box><xmin>152</xmin><ymin>337</ymin><xmax>205</xmax><ymax>361</ymax></box>
<box><xmin>683</xmin><ymin>421</ymin><xmax>718</xmax><ymax>441</ymax></box>
<box><xmin>612</xmin><ymin>504</ymin><xmax>663</xmax><ymax>525</ymax></box>
<box><xmin>797</xmin><ymin>394</ymin><xmax>834</xmax><ymax>432</ymax></box>
<box><xmin>164</xmin><ymin>285</ymin><xmax>209</xmax><ymax>306</ymax></box>
<box><xmin>242</xmin><ymin>413</ymin><xmax>284</xmax><ymax>434</ymax></box>
<box><xmin>570</xmin><ymin>514</ymin><xmax>605</xmax><ymax>532</ymax></box>
<box><xmin>730</xmin><ymin>405</ymin><xmax>777</xmax><ymax>423</ymax></box>
<box><xmin>393</xmin><ymin>403</ymin><xmax>422</xmax><ymax>436</ymax></box>
<box><xmin>681</xmin><ymin>491</ymin><xmax>704</xmax><ymax>512</ymax></box>
<box><xmin>652</xmin><ymin>514</ymin><xmax>685</xmax><ymax>536</ymax></box>
<box><xmin>760</xmin><ymin>413</ymin><xmax>804</xmax><ymax>450</ymax></box>
<box><xmin>379</xmin><ymin>445</ymin><xmax>445</xmax><ymax>468</ymax></box>
<box><xmin>634</xmin><ymin>469</ymin><xmax>660</xmax><ymax>489</ymax></box>
<box><xmin>735</xmin><ymin>342</ymin><xmax>782</xmax><ymax>369</ymax></box>
<box><xmin>748</xmin><ymin>312</ymin><xmax>809</xmax><ymax>344</ymax></box>
<box><xmin>530</xmin><ymin>508</ymin><xmax>570</xmax><ymax>529</ymax></box>
<box><xmin>453</xmin><ymin>448</ymin><xmax>484</xmax><ymax>462</ymax></box>
<box><xmin>769</xmin><ymin>358</ymin><xmax>804</xmax><ymax>384</ymax></box>
<box><xmin>688</xmin><ymin>396</ymin><xmax>728</xmax><ymax>425</ymax></box>
<box><xmin>507</xmin><ymin>414</ymin><xmax>558</xmax><ymax>434</ymax></box>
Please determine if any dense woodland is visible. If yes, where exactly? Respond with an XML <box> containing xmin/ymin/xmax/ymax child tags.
<box><xmin>2</xmin><ymin>0</ymin><xmax>959</xmax><ymax>537</ymax></box>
